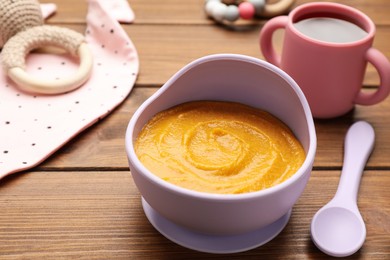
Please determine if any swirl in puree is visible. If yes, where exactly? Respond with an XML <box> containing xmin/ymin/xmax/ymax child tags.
<box><xmin>135</xmin><ymin>101</ymin><xmax>305</xmax><ymax>194</ymax></box>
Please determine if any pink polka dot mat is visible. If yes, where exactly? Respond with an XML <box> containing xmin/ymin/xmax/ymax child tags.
<box><xmin>0</xmin><ymin>0</ymin><xmax>139</xmax><ymax>179</ymax></box>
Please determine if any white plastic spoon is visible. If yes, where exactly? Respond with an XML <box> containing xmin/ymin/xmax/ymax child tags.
<box><xmin>311</xmin><ymin>121</ymin><xmax>375</xmax><ymax>257</ymax></box>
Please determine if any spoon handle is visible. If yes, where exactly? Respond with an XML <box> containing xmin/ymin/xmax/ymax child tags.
<box><xmin>335</xmin><ymin>121</ymin><xmax>375</xmax><ymax>205</ymax></box>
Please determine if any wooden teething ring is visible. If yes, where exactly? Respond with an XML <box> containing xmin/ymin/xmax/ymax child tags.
<box><xmin>1</xmin><ymin>25</ymin><xmax>93</xmax><ymax>95</ymax></box>
<box><xmin>261</xmin><ymin>0</ymin><xmax>295</xmax><ymax>18</ymax></box>
<box><xmin>0</xmin><ymin>0</ymin><xmax>93</xmax><ymax>94</ymax></box>
<box><xmin>205</xmin><ymin>0</ymin><xmax>295</xmax><ymax>23</ymax></box>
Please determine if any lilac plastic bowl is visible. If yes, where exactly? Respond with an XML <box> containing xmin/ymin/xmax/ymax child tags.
<box><xmin>125</xmin><ymin>54</ymin><xmax>316</xmax><ymax>235</ymax></box>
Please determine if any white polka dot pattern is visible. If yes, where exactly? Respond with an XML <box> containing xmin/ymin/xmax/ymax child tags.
<box><xmin>0</xmin><ymin>0</ymin><xmax>139</xmax><ymax>178</ymax></box>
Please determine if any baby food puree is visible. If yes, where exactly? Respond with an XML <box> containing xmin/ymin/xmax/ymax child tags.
<box><xmin>135</xmin><ymin>101</ymin><xmax>305</xmax><ymax>194</ymax></box>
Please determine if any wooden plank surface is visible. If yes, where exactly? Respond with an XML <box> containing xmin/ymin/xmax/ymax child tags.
<box><xmin>1</xmin><ymin>170</ymin><xmax>389</xmax><ymax>259</ymax></box>
<box><xmin>1</xmin><ymin>0</ymin><xmax>389</xmax><ymax>259</ymax></box>
<box><xmin>42</xmin><ymin>0</ymin><xmax>390</xmax><ymax>25</ymax></box>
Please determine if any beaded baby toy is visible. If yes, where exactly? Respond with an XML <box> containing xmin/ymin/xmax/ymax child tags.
<box><xmin>205</xmin><ymin>0</ymin><xmax>295</xmax><ymax>23</ymax></box>
<box><xmin>0</xmin><ymin>0</ymin><xmax>93</xmax><ymax>95</ymax></box>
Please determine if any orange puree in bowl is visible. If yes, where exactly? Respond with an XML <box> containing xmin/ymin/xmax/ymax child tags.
<box><xmin>135</xmin><ymin>101</ymin><xmax>305</xmax><ymax>194</ymax></box>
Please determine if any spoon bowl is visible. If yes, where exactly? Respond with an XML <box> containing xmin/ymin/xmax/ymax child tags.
<box><xmin>312</xmin><ymin>206</ymin><xmax>366</xmax><ymax>256</ymax></box>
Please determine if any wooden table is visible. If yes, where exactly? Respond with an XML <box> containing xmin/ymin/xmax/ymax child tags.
<box><xmin>1</xmin><ymin>0</ymin><xmax>389</xmax><ymax>259</ymax></box>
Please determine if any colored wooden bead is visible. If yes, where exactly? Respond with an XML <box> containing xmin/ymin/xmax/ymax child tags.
<box><xmin>212</xmin><ymin>2</ymin><xmax>228</xmax><ymax>21</ymax></box>
<box><xmin>248</xmin><ymin>0</ymin><xmax>266</xmax><ymax>16</ymax></box>
<box><xmin>205</xmin><ymin>0</ymin><xmax>221</xmax><ymax>17</ymax></box>
<box><xmin>224</xmin><ymin>5</ymin><xmax>240</xmax><ymax>22</ymax></box>
<box><xmin>238</xmin><ymin>2</ymin><xmax>255</xmax><ymax>19</ymax></box>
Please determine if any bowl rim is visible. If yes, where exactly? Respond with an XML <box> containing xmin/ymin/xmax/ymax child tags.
<box><xmin>125</xmin><ymin>53</ymin><xmax>317</xmax><ymax>201</ymax></box>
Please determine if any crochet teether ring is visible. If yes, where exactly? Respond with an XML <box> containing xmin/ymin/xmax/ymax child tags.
<box><xmin>2</xmin><ymin>25</ymin><xmax>93</xmax><ymax>95</ymax></box>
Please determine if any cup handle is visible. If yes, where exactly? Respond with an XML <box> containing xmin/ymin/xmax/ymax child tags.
<box><xmin>354</xmin><ymin>48</ymin><xmax>390</xmax><ymax>105</ymax></box>
<box><xmin>259</xmin><ymin>16</ymin><xmax>288</xmax><ymax>67</ymax></box>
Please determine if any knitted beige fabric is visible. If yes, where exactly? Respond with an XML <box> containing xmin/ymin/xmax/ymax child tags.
<box><xmin>1</xmin><ymin>25</ymin><xmax>85</xmax><ymax>72</ymax></box>
<box><xmin>0</xmin><ymin>0</ymin><xmax>43</xmax><ymax>48</ymax></box>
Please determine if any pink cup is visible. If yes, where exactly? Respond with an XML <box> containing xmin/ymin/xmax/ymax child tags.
<box><xmin>260</xmin><ymin>2</ymin><xmax>390</xmax><ymax>118</ymax></box>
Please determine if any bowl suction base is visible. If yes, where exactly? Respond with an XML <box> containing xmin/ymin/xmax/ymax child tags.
<box><xmin>141</xmin><ymin>197</ymin><xmax>292</xmax><ymax>254</ymax></box>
